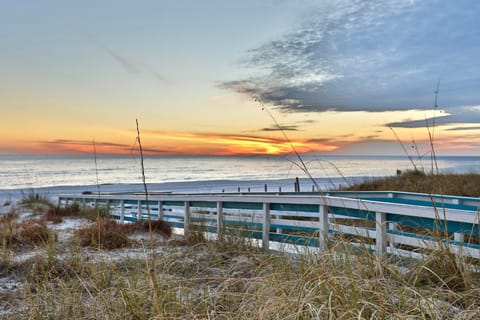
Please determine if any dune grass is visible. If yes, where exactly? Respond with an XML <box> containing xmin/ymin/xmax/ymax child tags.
<box><xmin>2</xmin><ymin>231</ymin><xmax>478</xmax><ymax>319</ymax></box>
<box><xmin>344</xmin><ymin>170</ymin><xmax>480</xmax><ymax>197</ymax></box>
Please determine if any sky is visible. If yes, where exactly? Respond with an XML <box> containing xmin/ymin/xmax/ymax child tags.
<box><xmin>1</xmin><ymin>0</ymin><xmax>480</xmax><ymax>157</ymax></box>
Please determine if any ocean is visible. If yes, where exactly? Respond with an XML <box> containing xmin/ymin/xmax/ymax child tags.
<box><xmin>0</xmin><ymin>154</ymin><xmax>478</xmax><ymax>193</ymax></box>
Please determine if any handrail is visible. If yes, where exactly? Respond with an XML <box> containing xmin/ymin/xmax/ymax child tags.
<box><xmin>58</xmin><ymin>191</ymin><xmax>480</xmax><ymax>259</ymax></box>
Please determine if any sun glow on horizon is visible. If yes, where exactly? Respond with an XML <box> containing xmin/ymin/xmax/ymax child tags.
<box><xmin>0</xmin><ymin>130</ymin><xmax>341</xmax><ymax>156</ymax></box>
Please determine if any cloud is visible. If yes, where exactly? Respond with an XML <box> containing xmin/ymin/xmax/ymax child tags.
<box><xmin>446</xmin><ymin>126</ymin><xmax>480</xmax><ymax>131</ymax></box>
<box><xmin>94</xmin><ymin>40</ymin><xmax>168</xmax><ymax>84</ymax></box>
<box><xmin>220</xmin><ymin>0</ymin><xmax>480</xmax><ymax>116</ymax></box>
<box><xmin>387</xmin><ymin>106</ymin><xmax>480</xmax><ymax>128</ymax></box>
<box><xmin>40</xmin><ymin>139</ymin><xmax>168</xmax><ymax>155</ymax></box>
<box><xmin>260</xmin><ymin>125</ymin><xmax>299</xmax><ymax>132</ymax></box>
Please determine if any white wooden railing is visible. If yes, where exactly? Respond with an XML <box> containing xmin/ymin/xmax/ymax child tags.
<box><xmin>58</xmin><ymin>192</ymin><xmax>480</xmax><ymax>259</ymax></box>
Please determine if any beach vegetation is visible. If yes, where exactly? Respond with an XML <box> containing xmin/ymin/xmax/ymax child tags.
<box><xmin>75</xmin><ymin>218</ymin><xmax>134</xmax><ymax>249</ymax></box>
<box><xmin>133</xmin><ymin>219</ymin><xmax>172</xmax><ymax>238</ymax></box>
<box><xmin>74</xmin><ymin>217</ymin><xmax>172</xmax><ymax>250</ymax></box>
<box><xmin>343</xmin><ymin>170</ymin><xmax>480</xmax><ymax>197</ymax></box>
<box><xmin>0</xmin><ymin>213</ymin><xmax>55</xmax><ymax>250</ymax></box>
<box><xmin>19</xmin><ymin>191</ymin><xmax>54</xmax><ymax>215</ymax></box>
<box><xmin>3</xmin><ymin>231</ymin><xmax>478</xmax><ymax>319</ymax></box>
<box><xmin>44</xmin><ymin>202</ymin><xmax>110</xmax><ymax>223</ymax></box>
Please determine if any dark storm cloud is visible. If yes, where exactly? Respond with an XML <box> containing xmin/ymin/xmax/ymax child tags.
<box><xmin>220</xmin><ymin>0</ymin><xmax>480</xmax><ymax>117</ymax></box>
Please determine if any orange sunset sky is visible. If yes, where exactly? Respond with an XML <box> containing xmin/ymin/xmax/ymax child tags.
<box><xmin>2</xmin><ymin>1</ymin><xmax>480</xmax><ymax>157</ymax></box>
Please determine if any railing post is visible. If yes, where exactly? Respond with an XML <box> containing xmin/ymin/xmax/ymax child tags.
<box><xmin>184</xmin><ymin>201</ymin><xmax>191</xmax><ymax>240</ymax></box>
<box><xmin>120</xmin><ymin>200</ymin><xmax>125</xmax><ymax>223</ymax></box>
<box><xmin>276</xmin><ymin>214</ymin><xmax>283</xmax><ymax>234</ymax></box>
<box><xmin>319</xmin><ymin>205</ymin><xmax>329</xmax><ymax>252</ymax></box>
<box><xmin>137</xmin><ymin>200</ymin><xmax>142</xmax><ymax>221</ymax></box>
<box><xmin>376</xmin><ymin>212</ymin><xmax>387</xmax><ymax>257</ymax></box>
<box><xmin>262</xmin><ymin>203</ymin><xmax>270</xmax><ymax>250</ymax></box>
<box><xmin>388</xmin><ymin>222</ymin><xmax>397</xmax><ymax>253</ymax></box>
<box><xmin>454</xmin><ymin>232</ymin><xmax>464</xmax><ymax>243</ymax></box>
<box><xmin>454</xmin><ymin>232</ymin><xmax>465</xmax><ymax>259</ymax></box>
<box><xmin>158</xmin><ymin>201</ymin><xmax>163</xmax><ymax>220</ymax></box>
<box><xmin>217</xmin><ymin>201</ymin><xmax>224</xmax><ymax>239</ymax></box>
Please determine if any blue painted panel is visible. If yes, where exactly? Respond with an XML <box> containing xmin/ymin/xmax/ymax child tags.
<box><xmin>223</xmin><ymin>202</ymin><xmax>263</xmax><ymax>210</ymax></box>
<box><xmin>387</xmin><ymin>214</ymin><xmax>479</xmax><ymax>236</ymax></box>
<box><xmin>190</xmin><ymin>201</ymin><xmax>216</xmax><ymax>208</ymax></box>
<box><xmin>270</xmin><ymin>233</ymin><xmax>319</xmax><ymax>247</ymax></box>
<box><xmin>163</xmin><ymin>201</ymin><xmax>184</xmax><ymax>206</ymax></box>
<box><xmin>366</xmin><ymin>197</ymin><xmax>478</xmax><ymax>211</ymax></box>
<box><xmin>329</xmin><ymin>207</ymin><xmax>376</xmax><ymax>221</ymax></box>
<box><xmin>270</xmin><ymin>203</ymin><xmax>319</xmax><ymax>212</ymax></box>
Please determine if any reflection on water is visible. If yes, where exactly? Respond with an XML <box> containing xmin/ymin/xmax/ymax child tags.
<box><xmin>0</xmin><ymin>154</ymin><xmax>478</xmax><ymax>190</ymax></box>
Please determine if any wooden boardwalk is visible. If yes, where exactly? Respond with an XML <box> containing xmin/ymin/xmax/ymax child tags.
<box><xmin>58</xmin><ymin>190</ymin><xmax>480</xmax><ymax>259</ymax></box>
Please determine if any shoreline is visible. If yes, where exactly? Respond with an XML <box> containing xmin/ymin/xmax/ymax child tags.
<box><xmin>0</xmin><ymin>176</ymin><xmax>368</xmax><ymax>204</ymax></box>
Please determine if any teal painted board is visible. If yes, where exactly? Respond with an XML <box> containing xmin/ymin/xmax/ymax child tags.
<box><xmin>270</xmin><ymin>203</ymin><xmax>319</xmax><ymax>212</ymax></box>
<box><xmin>387</xmin><ymin>213</ymin><xmax>479</xmax><ymax>236</ymax></box>
<box><xmin>270</xmin><ymin>223</ymin><xmax>318</xmax><ymax>233</ymax></box>
<box><xmin>190</xmin><ymin>201</ymin><xmax>216</xmax><ymax>208</ymax></box>
<box><xmin>270</xmin><ymin>233</ymin><xmax>319</xmax><ymax>247</ymax></box>
<box><xmin>367</xmin><ymin>197</ymin><xmax>478</xmax><ymax>211</ymax></box>
<box><xmin>329</xmin><ymin>206</ymin><xmax>376</xmax><ymax>221</ymax></box>
<box><xmin>163</xmin><ymin>201</ymin><xmax>185</xmax><ymax>206</ymax></box>
<box><xmin>223</xmin><ymin>202</ymin><xmax>263</xmax><ymax>210</ymax></box>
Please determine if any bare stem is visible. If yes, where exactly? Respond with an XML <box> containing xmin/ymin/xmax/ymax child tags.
<box><xmin>136</xmin><ymin>119</ymin><xmax>150</xmax><ymax>218</ymax></box>
<box><xmin>388</xmin><ymin>126</ymin><xmax>418</xmax><ymax>172</ymax></box>
<box><xmin>254</xmin><ymin>97</ymin><xmax>321</xmax><ymax>192</ymax></box>
<box><xmin>93</xmin><ymin>138</ymin><xmax>101</xmax><ymax>196</ymax></box>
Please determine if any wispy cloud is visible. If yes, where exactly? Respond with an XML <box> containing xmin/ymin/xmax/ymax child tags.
<box><xmin>94</xmin><ymin>40</ymin><xmax>168</xmax><ymax>84</ymax></box>
<box><xmin>39</xmin><ymin>139</ymin><xmax>168</xmax><ymax>155</ymax></box>
<box><xmin>387</xmin><ymin>106</ymin><xmax>480</xmax><ymax>128</ymax></box>
<box><xmin>446</xmin><ymin>126</ymin><xmax>480</xmax><ymax>131</ymax></box>
<box><xmin>260</xmin><ymin>125</ymin><xmax>299</xmax><ymax>132</ymax></box>
<box><xmin>220</xmin><ymin>0</ymin><xmax>480</xmax><ymax>118</ymax></box>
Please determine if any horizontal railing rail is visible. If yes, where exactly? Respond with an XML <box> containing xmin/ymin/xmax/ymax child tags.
<box><xmin>58</xmin><ymin>191</ymin><xmax>480</xmax><ymax>259</ymax></box>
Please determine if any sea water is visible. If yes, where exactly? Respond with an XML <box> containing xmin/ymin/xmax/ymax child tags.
<box><xmin>0</xmin><ymin>154</ymin><xmax>478</xmax><ymax>191</ymax></box>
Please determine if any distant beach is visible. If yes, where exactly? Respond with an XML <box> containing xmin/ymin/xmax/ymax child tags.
<box><xmin>1</xmin><ymin>154</ymin><xmax>479</xmax><ymax>204</ymax></box>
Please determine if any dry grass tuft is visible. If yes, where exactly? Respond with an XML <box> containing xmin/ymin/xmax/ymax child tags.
<box><xmin>75</xmin><ymin>218</ymin><xmax>134</xmax><ymax>249</ymax></box>
<box><xmin>0</xmin><ymin>212</ymin><xmax>54</xmax><ymax>248</ymax></box>
<box><xmin>44</xmin><ymin>202</ymin><xmax>110</xmax><ymax>223</ymax></box>
<box><xmin>132</xmin><ymin>219</ymin><xmax>172</xmax><ymax>239</ymax></box>
<box><xmin>15</xmin><ymin>220</ymin><xmax>53</xmax><ymax>246</ymax></box>
<box><xmin>19</xmin><ymin>192</ymin><xmax>53</xmax><ymax>215</ymax></box>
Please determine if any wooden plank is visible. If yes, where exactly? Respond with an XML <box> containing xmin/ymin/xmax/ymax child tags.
<box><xmin>376</xmin><ymin>212</ymin><xmax>387</xmax><ymax>257</ymax></box>
<box><xmin>262</xmin><ymin>203</ymin><xmax>270</xmax><ymax>250</ymax></box>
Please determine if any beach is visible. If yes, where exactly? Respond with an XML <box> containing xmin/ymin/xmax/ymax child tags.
<box><xmin>1</xmin><ymin>154</ymin><xmax>479</xmax><ymax>205</ymax></box>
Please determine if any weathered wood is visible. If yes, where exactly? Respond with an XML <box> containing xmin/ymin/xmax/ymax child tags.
<box><xmin>184</xmin><ymin>201</ymin><xmax>191</xmax><ymax>239</ymax></box>
<box><xmin>120</xmin><ymin>200</ymin><xmax>125</xmax><ymax>223</ymax></box>
<box><xmin>158</xmin><ymin>201</ymin><xmax>163</xmax><ymax>220</ymax></box>
<box><xmin>262</xmin><ymin>202</ymin><xmax>270</xmax><ymax>250</ymax></box>
<box><xmin>376</xmin><ymin>212</ymin><xmax>387</xmax><ymax>257</ymax></box>
<box><xmin>137</xmin><ymin>200</ymin><xmax>142</xmax><ymax>221</ymax></box>
<box><xmin>319</xmin><ymin>205</ymin><xmax>329</xmax><ymax>252</ymax></box>
<box><xmin>217</xmin><ymin>201</ymin><xmax>224</xmax><ymax>239</ymax></box>
<box><xmin>58</xmin><ymin>190</ymin><xmax>480</xmax><ymax>260</ymax></box>
<box><xmin>388</xmin><ymin>222</ymin><xmax>397</xmax><ymax>252</ymax></box>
